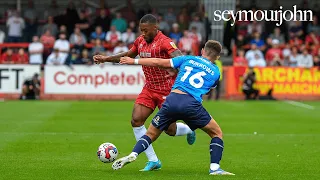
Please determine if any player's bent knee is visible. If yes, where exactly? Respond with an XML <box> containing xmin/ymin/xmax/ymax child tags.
<box><xmin>164</xmin><ymin>129</ymin><xmax>175</xmax><ymax>136</ymax></box>
<box><xmin>164</xmin><ymin>123</ymin><xmax>177</xmax><ymax>136</ymax></box>
<box><xmin>130</xmin><ymin>119</ymin><xmax>145</xmax><ymax>127</ymax></box>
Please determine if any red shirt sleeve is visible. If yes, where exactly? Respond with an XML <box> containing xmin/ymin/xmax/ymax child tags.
<box><xmin>129</xmin><ymin>36</ymin><xmax>140</xmax><ymax>54</ymax></box>
<box><xmin>265</xmin><ymin>50</ymin><xmax>272</xmax><ymax>61</ymax></box>
<box><xmin>161</xmin><ymin>38</ymin><xmax>178</xmax><ymax>56</ymax></box>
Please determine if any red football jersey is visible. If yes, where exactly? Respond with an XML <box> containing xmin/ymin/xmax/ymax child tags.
<box><xmin>130</xmin><ymin>31</ymin><xmax>178</xmax><ymax>93</ymax></box>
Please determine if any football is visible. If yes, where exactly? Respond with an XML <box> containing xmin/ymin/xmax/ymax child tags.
<box><xmin>97</xmin><ymin>143</ymin><xmax>118</xmax><ymax>163</ymax></box>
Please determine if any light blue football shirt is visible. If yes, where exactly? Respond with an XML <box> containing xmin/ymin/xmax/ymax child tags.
<box><xmin>170</xmin><ymin>55</ymin><xmax>220</xmax><ymax>102</ymax></box>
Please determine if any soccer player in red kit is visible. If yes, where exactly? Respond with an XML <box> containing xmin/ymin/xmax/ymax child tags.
<box><xmin>93</xmin><ymin>14</ymin><xmax>195</xmax><ymax>171</ymax></box>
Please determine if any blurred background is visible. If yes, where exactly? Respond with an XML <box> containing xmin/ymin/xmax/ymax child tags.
<box><xmin>0</xmin><ymin>0</ymin><xmax>319</xmax><ymax>101</ymax></box>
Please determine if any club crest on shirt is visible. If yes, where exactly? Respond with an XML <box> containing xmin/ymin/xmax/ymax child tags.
<box><xmin>170</xmin><ymin>42</ymin><xmax>177</xmax><ymax>49</ymax></box>
<box><xmin>139</xmin><ymin>43</ymin><xmax>143</xmax><ymax>49</ymax></box>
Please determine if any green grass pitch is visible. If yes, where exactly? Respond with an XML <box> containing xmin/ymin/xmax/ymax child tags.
<box><xmin>1</xmin><ymin>100</ymin><xmax>320</xmax><ymax>180</ymax></box>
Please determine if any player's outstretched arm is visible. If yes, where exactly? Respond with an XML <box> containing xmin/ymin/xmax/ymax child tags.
<box><xmin>120</xmin><ymin>57</ymin><xmax>172</xmax><ymax>68</ymax></box>
<box><xmin>93</xmin><ymin>50</ymin><xmax>138</xmax><ymax>64</ymax></box>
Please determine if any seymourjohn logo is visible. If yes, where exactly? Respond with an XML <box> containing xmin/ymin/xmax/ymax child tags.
<box><xmin>214</xmin><ymin>5</ymin><xmax>313</xmax><ymax>26</ymax></box>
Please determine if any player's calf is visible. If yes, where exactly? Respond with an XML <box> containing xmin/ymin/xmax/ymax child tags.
<box><xmin>201</xmin><ymin>119</ymin><xmax>228</xmax><ymax>173</ymax></box>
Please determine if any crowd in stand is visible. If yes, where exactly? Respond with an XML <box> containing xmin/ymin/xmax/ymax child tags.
<box><xmin>229</xmin><ymin>0</ymin><xmax>320</xmax><ymax>68</ymax></box>
<box><xmin>0</xmin><ymin>0</ymin><xmax>210</xmax><ymax>66</ymax></box>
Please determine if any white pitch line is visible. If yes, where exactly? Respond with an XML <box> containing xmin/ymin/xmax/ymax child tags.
<box><xmin>284</xmin><ymin>100</ymin><xmax>315</xmax><ymax>110</ymax></box>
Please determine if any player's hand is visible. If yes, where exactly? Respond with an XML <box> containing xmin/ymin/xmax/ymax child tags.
<box><xmin>165</xmin><ymin>68</ymin><xmax>178</xmax><ymax>78</ymax></box>
<box><xmin>93</xmin><ymin>54</ymin><xmax>106</xmax><ymax>64</ymax></box>
<box><xmin>120</xmin><ymin>56</ymin><xmax>134</xmax><ymax>65</ymax></box>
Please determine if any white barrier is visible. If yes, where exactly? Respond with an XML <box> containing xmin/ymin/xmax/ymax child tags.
<box><xmin>0</xmin><ymin>65</ymin><xmax>40</xmax><ymax>93</ymax></box>
<box><xmin>44</xmin><ymin>65</ymin><xmax>145</xmax><ymax>94</ymax></box>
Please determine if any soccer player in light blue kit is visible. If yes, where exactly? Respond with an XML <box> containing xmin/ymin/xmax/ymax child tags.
<box><xmin>113</xmin><ymin>40</ymin><xmax>234</xmax><ymax>175</ymax></box>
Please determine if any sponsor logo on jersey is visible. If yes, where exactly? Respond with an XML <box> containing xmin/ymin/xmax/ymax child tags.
<box><xmin>139</xmin><ymin>52</ymin><xmax>152</xmax><ymax>57</ymax></box>
<box><xmin>153</xmin><ymin>116</ymin><xmax>160</xmax><ymax>126</ymax></box>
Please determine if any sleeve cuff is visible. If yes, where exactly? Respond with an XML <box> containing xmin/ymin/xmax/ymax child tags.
<box><xmin>169</xmin><ymin>59</ymin><xmax>174</xmax><ymax>68</ymax></box>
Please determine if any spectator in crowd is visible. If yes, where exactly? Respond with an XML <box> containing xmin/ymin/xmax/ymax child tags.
<box><xmin>270</xmin><ymin>53</ymin><xmax>283</xmax><ymax>66</ymax></box>
<box><xmin>164</xmin><ymin>8</ymin><xmax>176</xmax><ymax>27</ymax></box>
<box><xmin>77</xmin><ymin>0</ymin><xmax>93</xmax><ymax>23</ymax></box>
<box><xmin>40</xmin><ymin>29</ymin><xmax>55</xmax><ymax>45</ymax></box>
<box><xmin>0</xmin><ymin>48</ymin><xmax>17</xmax><ymax>64</ymax></box>
<box><xmin>178</xmin><ymin>30</ymin><xmax>198</xmax><ymax>55</ymax></box>
<box><xmin>53</xmin><ymin>33</ymin><xmax>70</xmax><ymax>63</ymax></box>
<box><xmin>249</xmin><ymin>53</ymin><xmax>266</xmax><ymax>67</ymax></box>
<box><xmin>177</xmin><ymin>12</ymin><xmax>189</xmax><ymax>32</ymax></box>
<box><xmin>122</xmin><ymin>28</ymin><xmax>135</xmax><ymax>45</ymax></box>
<box><xmin>128</xmin><ymin>21</ymin><xmax>138</xmax><ymax>33</ymax></box>
<box><xmin>66</xmin><ymin>1</ymin><xmax>79</xmax><ymax>34</ymax></box>
<box><xmin>235</xmin><ymin>18</ymin><xmax>250</xmax><ymax>37</ymax></box>
<box><xmin>264</xmin><ymin>37</ymin><xmax>274</xmax><ymax>53</ymax></box>
<box><xmin>90</xmin><ymin>26</ymin><xmax>106</xmax><ymax>43</ymax></box>
<box><xmin>46</xmin><ymin>48</ymin><xmax>64</xmax><ymax>65</ymax></box>
<box><xmin>6</xmin><ymin>11</ymin><xmax>25</xmax><ymax>42</ymax></box>
<box><xmin>297</xmin><ymin>49</ymin><xmax>313</xmax><ymax>68</ymax></box>
<box><xmin>91</xmin><ymin>38</ymin><xmax>105</xmax><ymax>56</ymax></box>
<box><xmin>106</xmin><ymin>25</ymin><xmax>122</xmax><ymax>46</ymax></box>
<box><xmin>314</xmin><ymin>55</ymin><xmax>320</xmax><ymax>67</ymax></box>
<box><xmin>20</xmin><ymin>73</ymin><xmax>40</xmax><ymax>100</ymax></box>
<box><xmin>190</xmin><ymin>26</ymin><xmax>202</xmax><ymax>45</ymax></box>
<box><xmin>111</xmin><ymin>12</ymin><xmax>127</xmax><ymax>33</ymax></box>
<box><xmin>250</xmin><ymin>32</ymin><xmax>266</xmax><ymax>51</ymax></box>
<box><xmin>41</xmin><ymin>16</ymin><xmax>58</xmax><ymax>37</ymax></box>
<box><xmin>169</xmin><ymin>23</ymin><xmax>183</xmax><ymax>44</ymax></box>
<box><xmin>15</xmin><ymin>48</ymin><xmax>29</xmax><ymax>64</ymax></box>
<box><xmin>233</xmin><ymin>49</ymin><xmax>248</xmax><ymax>66</ymax></box>
<box><xmin>307</xmin><ymin>15</ymin><xmax>320</xmax><ymax>35</ymax></box>
<box><xmin>94</xmin><ymin>9</ymin><xmax>111</xmax><ymax>32</ymax></box>
<box><xmin>281</xmin><ymin>43</ymin><xmax>291</xmax><ymax>65</ymax></box>
<box><xmin>266</xmin><ymin>39</ymin><xmax>283</xmax><ymax>65</ymax></box>
<box><xmin>23</xmin><ymin>0</ymin><xmax>38</xmax><ymax>42</ymax></box>
<box><xmin>158</xmin><ymin>14</ymin><xmax>170</xmax><ymax>35</ymax></box>
<box><xmin>245</xmin><ymin>43</ymin><xmax>264</xmax><ymax>63</ymax></box>
<box><xmin>189</xmin><ymin>14</ymin><xmax>205</xmax><ymax>42</ymax></box>
<box><xmin>242</xmin><ymin>69</ymin><xmax>259</xmax><ymax>100</ymax></box>
<box><xmin>113</xmin><ymin>41</ymin><xmax>129</xmax><ymax>54</ymax></box>
<box><xmin>80</xmin><ymin>49</ymin><xmax>93</xmax><ymax>65</ymax></box>
<box><xmin>235</xmin><ymin>34</ymin><xmax>246</xmax><ymax>49</ymax></box>
<box><xmin>314</xmin><ymin>48</ymin><xmax>320</xmax><ymax>59</ymax></box>
<box><xmin>54</xmin><ymin>10</ymin><xmax>68</xmax><ymax>31</ymax></box>
<box><xmin>0</xmin><ymin>29</ymin><xmax>5</xmax><ymax>43</ymax></box>
<box><xmin>28</xmin><ymin>36</ymin><xmax>44</xmax><ymax>64</ymax></box>
<box><xmin>305</xmin><ymin>31</ymin><xmax>320</xmax><ymax>46</ymax></box>
<box><xmin>43</xmin><ymin>0</ymin><xmax>59</xmax><ymax>20</ymax></box>
<box><xmin>289</xmin><ymin>36</ymin><xmax>303</xmax><ymax>47</ymax></box>
<box><xmin>247</xmin><ymin>20</ymin><xmax>263</xmax><ymax>35</ymax></box>
<box><xmin>24</xmin><ymin>0</ymin><xmax>37</xmax><ymax>23</ymax></box>
<box><xmin>269</xmin><ymin>27</ymin><xmax>286</xmax><ymax>45</ymax></box>
<box><xmin>57</xmin><ymin>25</ymin><xmax>68</xmax><ymax>39</ymax></box>
<box><xmin>67</xmin><ymin>48</ymin><xmax>82</xmax><ymax>65</ymax></box>
<box><xmin>150</xmin><ymin>7</ymin><xmax>159</xmax><ymax>19</ymax></box>
<box><xmin>223</xmin><ymin>14</ymin><xmax>234</xmax><ymax>56</ymax></box>
<box><xmin>69</xmin><ymin>27</ymin><xmax>87</xmax><ymax>50</ymax></box>
<box><xmin>288</xmin><ymin>46</ymin><xmax>299</xmax><ymax>67</ymax></box>
<box><xmin>76</xmin><ymin>10</ymin><xmax>90</xmax><ymax>37</ymax></box>
<box><xmin>119</xmin><ymin>0</ymin><xmax>137</xmax><ymax>23</ymax></box>
<box><xmin>289</xmin><ymin>21</ymin><xmax>304</xmax><ymax>39</ymax></box>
